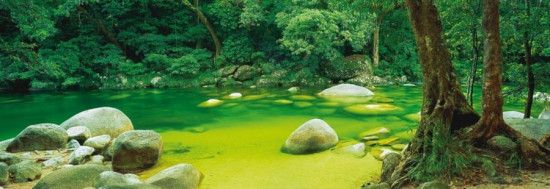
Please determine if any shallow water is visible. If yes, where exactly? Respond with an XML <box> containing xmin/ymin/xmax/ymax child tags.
<box><xmin>0</xmin><ymin>86</ymin><xmax>543</xmax><ymax>188</ymax></box>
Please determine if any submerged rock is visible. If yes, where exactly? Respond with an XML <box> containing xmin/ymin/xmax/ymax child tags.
<box><xmin>294</xmin><ymin>102</ymin><xmax>314</xmax><ymax>108</ymax></box>
<box><xmin>60</xmin><ymin>107</ymin><xmax>134</xmax><ymax>138</ymax></box>
<box><xmin>503</xmin><ymin>111</ymin><xmax>526</xmax><ymax>119</ymax></box>
<box><xmin>145</xmin><ymin>164</ymin><xmax>202</xmax><ymax>189</ymax></box>
<box><xmin>283</xmin><ymin>119</ymin><xmax>338</xmax><ymax>154</ymax></box>
<box><xmin>273</xmin><ymin>99</ymin><xmax>293</xmax><ymax>105</ymax></box>
<box><xmin>242</xmin><ymin>94</ymin><xmax>267</xmax><ymax>101</ymax></box>
<box><xmin>198</xmin><ymin>99</ymin><xmax>223</xmax><ymax>108</ymax></box>
<box><xmin>361</xmin><ymin>136</ymin><xmax>380</xmax><ymax>141</ymax></box>
<box><xmin>390</xmin><ymin>144</ymin><xmax>407</xmax><ymax>151</ymax></box>
<box><xmin>7</xmin><ymin>123</ymin><xmax>68</xmax><ymax>152</ymax></box>
<box><xmin>8</xmin><ymin>160</ymin><xmax>42</xmax><ymax>183</ymax></box>
<box><xmin>67</xmin><ymin>126</ymin><xmax>92</xmax><ymax>143</ymax></box>
<box><xmin>33</xmin><ymin>164</ymin><xmax>109</xmax><ymax>189</ymax></box>
<box><xmin>227</xmin><ymin>93</ymin><xmax>243</xmax><ymax>99</ymax></box>
<box><xmin>370</xmin><ymin>148</ymin><xmax>396</xmax><ymax>161</ymax></box>
<box><xmin>290</xmin><ymin>95</ymin><xmax>316</xmax><ymax>101</ymax></box>
<box><xmin>84</xmin><ymin>135</ymin><xmax>111</xmax><ymax>151</ymax></box>
<box><xmin>378</xmin><ymin>137</ymin><xmax>399</xmax><ymax>146</ymax></box>
<box><xmin>344</xmin><ymin>104</ymin><xmax>403</xmax><ymax>115</ymax></box>
<box><xmin>288</xmin><ymin>87</ymin><xmax>299</xmax><ymax>93</ymax></box>
<box><xmin>112</xmin><ymin>130</ymin><xmax>162</xmax><ymax>173</ymax></box>
<box><xmin>318</xmin><ymin>84</ymin><xmax>374</xmax><ymax>97</ymax></box>
<box><xmin>333</xmin><ymin>142</ymin><xmax>366</xmax><ymax>157</ymax></box>
<box><xmin>358</xmin><ymin>127</ymin><xmax>390</xmax><ymax>138</ymax></box>
<box><xmin>404</xmin><ymin>113</ymin><xmax>421</xmax><ymax>122</ymax></box>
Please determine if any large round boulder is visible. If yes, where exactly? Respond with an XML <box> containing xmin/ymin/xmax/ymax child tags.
<box><xmin>60</xmin><ymin>107</ymin><xmax>134</xmax><ymax>138</ymax></box>
<box><xmin>505</xmin><ymin>119</ymin><xmax>550</xmax><ymax>142</ymax></box>
<box><xmin>145</xmin><ymin>164</ymin><xmax>202</xmax><ymax>189</ymax></box>
<box><xmin>7</xmin><ymin>123</ymin><xmax>68</xmax><ymax>152</ymax></box>
<box><xmin>112</xmin><ymin>130</ymin><xmax>163</xmax><ymax>173</ymax></box>
<box><xmin>33</xmin><ymin>164</ymin><xmax>109</xmax><ymax>189</ymax></box>
<box><xmin>283</xmin><ymin>119</ymin><xmax>339</xmax><ymax>154</ymax></box>
<box><xmin>318</xmin><ymin>84</ymin><xmax>374</xmax><ymax>97</ymax></box>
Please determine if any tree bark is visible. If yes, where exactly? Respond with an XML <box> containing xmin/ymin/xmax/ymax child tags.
<box><xmin>523</xmin><ymin>0</ymin><xmax>534</xmax><ymax>118</ymax></box>
<box><xmin>470</xmin><ymin>0</ymin><xmax>505</xmax><ymax>141</ymax></box>
<box><xmin>182</xmin><ymin>0</ymin><xmax>221</xmax><ymax>59</ymax></box>
<box><xmin>387</xmin><ymin>0</ymin><xmax>479</xmax><ymax>186</ymax></box>
<box><xmin>372</xmin><ymin>24</ymin><xmax>380</xmax><ymax>67</ymax></box>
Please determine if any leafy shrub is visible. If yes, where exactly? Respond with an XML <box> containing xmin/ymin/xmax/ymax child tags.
<box><xmin>220</xmin><ymin>35</ymin><xmax>256</xmax><ymax>65</ymax></box>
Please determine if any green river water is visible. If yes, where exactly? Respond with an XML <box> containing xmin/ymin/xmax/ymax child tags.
<box><xmin>0</xmin><ymin>86</ymin><xmax>543</xmax><ymax>188</ymax></box>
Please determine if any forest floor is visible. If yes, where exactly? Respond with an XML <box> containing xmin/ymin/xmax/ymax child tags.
<box><xmin>454</xmin><ymin>170</ymin><xmax>550</xmax><ymax>189</ymax></box>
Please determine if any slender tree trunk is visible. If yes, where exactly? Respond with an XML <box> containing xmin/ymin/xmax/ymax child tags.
<box><xmin>387</xmin><ymin>0</ymin><xmax>479</xmax><ymax>186</ymax></box>
<box><xmin>194</xmin><ymin>0</ymin><xmax>203</xmax><ymax>49</ymax></box>
<box><xmin>466</xmin><ymin>24</ymin><xmax>480</xmax><ymax>106</ymax></box>
<box><xmin>372</xmin><ymin>25</ymin><xmax>380</xmax><ymax>67</ymax></box>
<box><xmin>182</xmin><ymin>0</ymin><xmax>221</xmax><ymax>59</ymax></box>
<box><xmin>523</xmin><ymin>0</ymin><xmax>534</xmax><ymax>118</ymax></box>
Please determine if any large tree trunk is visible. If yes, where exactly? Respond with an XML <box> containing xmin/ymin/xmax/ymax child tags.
<box><xmin>182</xmin><ymin>0</ymin><xmax>221</xmax><ymax>59</ymax></box>
<box><xmin>468</xmin><ymin>0</ymin><xmax>550</xmax><ymax>169</ymax></box>
<box><xmin>523</xmin><ymin>0</ymin><xmax>535</xmax><ymax>118</ymax></box>
<box><xmin>387</xmin><ymin>0</ymin><xmax>479</xmax><ymax>187</ymax></box>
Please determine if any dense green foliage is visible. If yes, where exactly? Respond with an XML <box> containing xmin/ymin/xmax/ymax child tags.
<box><xmin>0</xmin><ymin>0</ymin><xmax>548</xmax><ymax>93</ymax></box>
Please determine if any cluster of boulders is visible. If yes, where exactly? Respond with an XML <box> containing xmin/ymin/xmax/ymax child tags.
<box><xmin>281</xmin><ymin>84</ymin><xmax>408</xmax><ymax>159</ymax></box>
<box><xmin>0</xmin><ymin>107</ymin><xmax>202</xmax><ymax>189</ymax></box>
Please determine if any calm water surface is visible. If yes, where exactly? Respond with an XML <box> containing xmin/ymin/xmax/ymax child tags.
<box><xmin>0</xmin><ymin>86</ymin><xmax>542</xmax><ymax>188</ymax></box>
